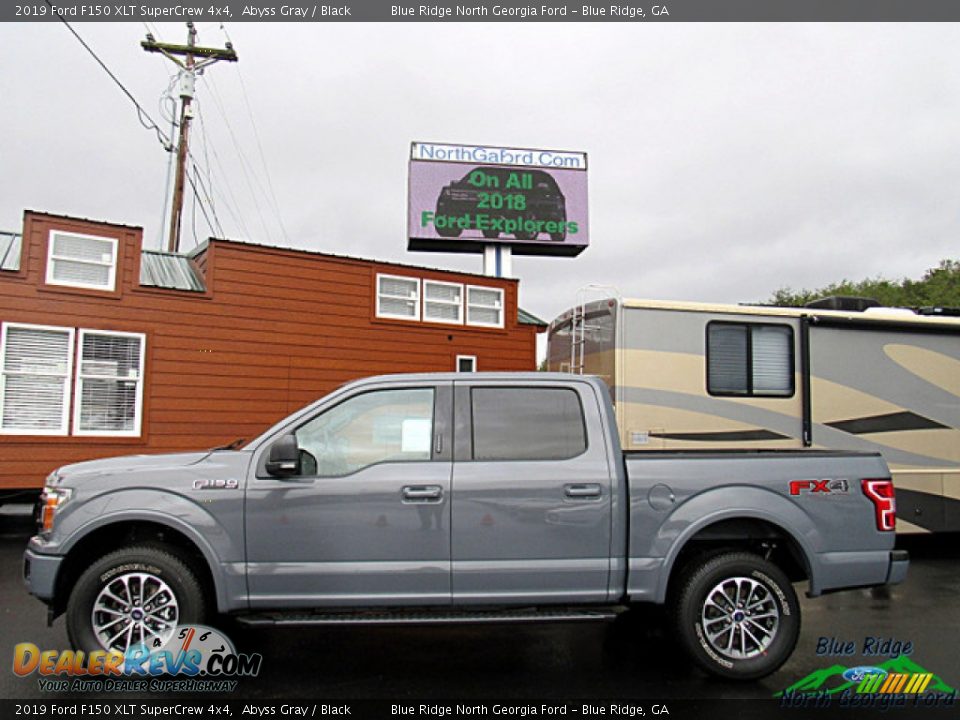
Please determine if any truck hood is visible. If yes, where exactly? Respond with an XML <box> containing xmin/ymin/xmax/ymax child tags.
<box><xmin>51</xmin><ymin>452</ymin><xmax>218</xmax><ymax>484</ymax></box>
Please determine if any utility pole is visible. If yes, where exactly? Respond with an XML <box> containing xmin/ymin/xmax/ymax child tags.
<box><xmin>142</xmin><ymin>24</ymin><xmax>238</xmax><ymax>253</ymax></box>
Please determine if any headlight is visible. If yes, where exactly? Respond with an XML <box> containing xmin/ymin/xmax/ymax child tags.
<box><xmin>37</xmin><ymin>487</ymin><xmax>72</xmax><ymax>535</ymax></box>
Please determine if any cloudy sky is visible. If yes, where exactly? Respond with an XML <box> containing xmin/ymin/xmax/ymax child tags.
<box><xmin>2</xmin><ymin>22</ymin><xmax>958</xmax><ymax>325</ymax></box>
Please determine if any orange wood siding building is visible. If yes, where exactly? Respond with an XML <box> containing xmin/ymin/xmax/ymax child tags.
<box><xmin>0</xmin><ymin>211</ymin><xmax>544</xmax><ymax>492</ymax></box>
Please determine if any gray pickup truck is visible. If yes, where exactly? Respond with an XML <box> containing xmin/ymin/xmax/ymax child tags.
<box><xmin>24</xmin><ymin>373</ymin><xmax>908</xmax><ymax>680</ymax></box>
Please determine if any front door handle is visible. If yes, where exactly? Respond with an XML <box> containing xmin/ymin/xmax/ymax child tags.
<box><xmin>564</xmin><ymin>483</ymin><xmax>602</xmax><ymax>499</ymax></box>
<box><xmin>402</xmin><ymin>485</ymin><xmax>443</xmax><ymax>502</ymax></box>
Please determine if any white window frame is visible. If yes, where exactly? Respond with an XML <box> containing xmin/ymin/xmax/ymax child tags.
<box><xmin>706</xmin><ymin>322</ymin><xmax>794</xmax><ymax>398</ymax></box>
<box><xmin>456</xmin><ymin>355</ymin><xmax>477</xmax><ymax>372</ymax></box>
<box><xmin>0</xmin><ymin>322</ymin><xmax>75</xmax><ymax>436</ymax></box>
<box><xmin>72</xmin><ymin>329</ymin><xmax>147</xmax><ymax>438</ymax></box>
<box><xmin>466</xmin><ymin>285</ymin><xmax>505</xmax><ymax>328</ymax></box>
<box><xmin>423</xmin><ymin>280</ymin><xmax>464</xmax><ymax>325</ymax></box>
<box><xmin>376</xmin><ymin>273</ymin><xmax>421</xmax><ymax>321</ymax></box>
<box><xmin>46</xmin><ymin>230</ymin><xmax>119</xmax><ymax>292</ymax></box>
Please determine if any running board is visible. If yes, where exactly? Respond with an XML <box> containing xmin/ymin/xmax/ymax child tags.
<box><xmin>236</xmin><ymin>607</ymin><xmax>618</xmax><ymax>627</ymax></box>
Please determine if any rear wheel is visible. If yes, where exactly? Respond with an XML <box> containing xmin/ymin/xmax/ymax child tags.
<box><xmin>672</xmin><ymin>552</ymin><xmax>799</xmax><ymax>680</ymax></box>
<box><xmin>66</xmin><ymin>546</ymin><xmax>206</xmax><ymax>653</ymax></box>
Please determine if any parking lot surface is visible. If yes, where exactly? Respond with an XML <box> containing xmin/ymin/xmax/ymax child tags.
<box><xmin>2</xmin><ymin>508</ymin><xmax>958</xmax><ymax>702</ymax></box>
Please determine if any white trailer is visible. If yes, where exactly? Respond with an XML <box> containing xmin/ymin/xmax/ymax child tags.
<box><xmin>548</xmin><ymin>297</ymin><xmax>960</xmax><ymax>533</ymax></box>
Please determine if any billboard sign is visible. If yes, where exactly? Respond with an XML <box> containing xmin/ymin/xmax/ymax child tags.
<box><xmin>408</xmin><ymin>142</ymin><xmax>589</xmax><ymax>257</ymax></box>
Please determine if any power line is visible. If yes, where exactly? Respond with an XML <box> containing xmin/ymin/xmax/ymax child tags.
<box><xmin>190</xmin><ymin>169</ymin><xmax>199</xmax><ymax>247</ymax></box>
<box><xmin>48</xmin><ymin>13</ymin><xmax>256</xmax><ymax>254</ymax></box>
<box><xmin>190</xmin><ymin>166</ymin><xmax>226</xmax><ymax>239</ymax></box>
<box><xmin>221</xmin><ymin>23</ymin><xmax>290</xmax><ymax>244</ymax></box>
<box><xmin>234</xmin><ymin>65</ymin><xmax>291</xmax><ymax>244</ymax></box>
<box><xmin>192</xmin><ymin>101</ymin><xmax>256</xmax><ymax>242</ymax></box>
<box><xmin>46</xmin><ymin>2</ymin><xmax>171</xmax><ymax>151</ymax></box>
<box><xmin>141</xmin><ymin>23</ymin><xmax>237</xmax><ymax>252</ymax></box>
<box><xmin>200</xmin><ymin>74</ymin><xmax>273</xmax><ymax>243</ymax></box>
<box><xmin>185</xmin><ymin>164</ymin><xmax>223</xmax><ymax>244</ymax></box>
<box><xmin>184</xmin><ymin>147</ymin><xmax>226</xmax><ymax>240</ymax></box>
<box><xmin>143</xmin><ymin>21</ymin><xmax>164</xmax><ymax>42</ymax></box>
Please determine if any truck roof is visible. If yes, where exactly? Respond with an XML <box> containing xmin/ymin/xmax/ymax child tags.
<box><xmin>345</xmin><ymin>371</ymin><xmax>603</xmax><ymax>384</ymax></box>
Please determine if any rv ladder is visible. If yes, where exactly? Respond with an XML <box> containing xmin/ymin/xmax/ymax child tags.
<box><xmin>570</xmin><ymin>285</ymin><xmax>622</xmax><ymax>375</ymax></box>
<box><xmin>570</xmin><ymin>302</ymin><xmax>586</xmax><ymax>374</ymax></box>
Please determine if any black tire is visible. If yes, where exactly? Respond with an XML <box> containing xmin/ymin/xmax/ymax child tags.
<box><xmin>481</xmin><ymin>228</ymin><xmax>500</xmax><ymax>239</ymax></box>
<box><xmin>672</xmin><ymin>551</ymin><xmax>799</xmax><ymax>680</ymax></box>
<box><xmin>66</xmin><ymin>545</ymin><xmax>206</xmax><ymax>654</ymax></box>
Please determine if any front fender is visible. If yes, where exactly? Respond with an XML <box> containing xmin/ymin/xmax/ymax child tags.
<box><xmin>46</xmin><ymin>488</ymin><xmax>246</xmax><ymax>613</ymax></box>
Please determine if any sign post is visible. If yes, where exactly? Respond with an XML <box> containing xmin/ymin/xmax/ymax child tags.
<box><xmin>483</xmin><ymin>245</ymin><xmax>512</xmax><ymax>278</ymax></box>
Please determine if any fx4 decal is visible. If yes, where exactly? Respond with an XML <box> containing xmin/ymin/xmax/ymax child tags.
<box><xmin>789</xmin><ymin>478</ymin><xmax>850</xmax><ymax>496</ymax></box>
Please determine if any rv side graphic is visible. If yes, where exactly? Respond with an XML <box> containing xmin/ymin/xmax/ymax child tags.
<box><xmin>548</xmin><ymin>298</ymin><xmax>960</xmax><ymax>534</ymax></box>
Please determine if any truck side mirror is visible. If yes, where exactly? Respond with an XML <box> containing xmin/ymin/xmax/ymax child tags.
<box><xmin>265</xmin><ymin>434</ymin><xmax>301</xmax><ymax>477</ymax></box>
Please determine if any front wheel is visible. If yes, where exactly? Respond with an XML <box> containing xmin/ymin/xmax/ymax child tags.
<box><xmin>672</xmin><ymin>552</ymin><xmax>799</xmax><ymax>680</ymax></box>
<box><xmin>66</xmin><ymin>546</ymin><xmax>206</xmax><ymax>654</ymax></box>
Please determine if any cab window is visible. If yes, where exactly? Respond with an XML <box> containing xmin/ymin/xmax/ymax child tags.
<box><xmin>470</xmin><ymin>386</ymin><xmax>586</xmax><ymax>461</ymax></box>
<box><xmin>294</xmin><ymin>388</ymin><xmax>434</xmax><ymax>476</ymax></box>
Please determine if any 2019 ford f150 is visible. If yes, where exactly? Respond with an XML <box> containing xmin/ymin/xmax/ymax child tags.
<box><xmin>24</xmin><ymin>373</ymin><xmax>908</xmax><ymax>680</ymax></box>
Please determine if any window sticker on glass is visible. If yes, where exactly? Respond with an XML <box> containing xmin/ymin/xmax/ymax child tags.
<box><xmin>401</xmin><ymin>417</ymin><xmax>432</xmax><ymax>453</ymax></box>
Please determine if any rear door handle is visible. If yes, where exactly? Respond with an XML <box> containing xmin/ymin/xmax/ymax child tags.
<box><xmin>402</xmin><ymin>485</ymin><xmax>443</xmax><ymax>502</ymax></box>
<box><xmin>564</xmin><ymin>483</ymin><xmax>602</xmax><ymax>499</ymax></box>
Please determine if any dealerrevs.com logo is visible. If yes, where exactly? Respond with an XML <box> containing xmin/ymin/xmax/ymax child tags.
<box><xmin>13</xmin><ymin>625</ymin><xmax>261</xmax><ymax>693</ymax></box>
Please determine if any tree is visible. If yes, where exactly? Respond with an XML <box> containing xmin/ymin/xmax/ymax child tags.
<box><xmin>768</xmin><ymin>259</ymin><xmax>960</xmax><ymax>308</ymax></box>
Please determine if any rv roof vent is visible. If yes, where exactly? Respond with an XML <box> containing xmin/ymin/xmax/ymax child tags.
<box><xmin>804</xmin><ymin>296</ymin><xmax>880</xmax><ymax>312</ymax></box>
<box><xmin>863</xmin><ymin>307</ymin><xmax>918</xmax><ymax>318</ymax></box>
<box><xmin>917</xmin><ymin>306</ymin><xmax>960</xmax><ymax>317</ymax></box>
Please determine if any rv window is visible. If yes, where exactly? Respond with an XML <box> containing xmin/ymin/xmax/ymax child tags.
<box><xmin>707</xmin><ymin>323</ymin><xmax>793</xmax><ymax>397</ymax></box>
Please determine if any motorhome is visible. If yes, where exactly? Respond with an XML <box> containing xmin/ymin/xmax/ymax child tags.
<box><xmin>548</xmin><ymin>296</ymin><xmax>960</xmax><ymax>533</ymax></box>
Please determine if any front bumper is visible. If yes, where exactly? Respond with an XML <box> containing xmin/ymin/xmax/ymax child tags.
<box><xmin>23</xmin><ymin>545</ymin><xmax>63</xmax><ymax>602</ymax></box>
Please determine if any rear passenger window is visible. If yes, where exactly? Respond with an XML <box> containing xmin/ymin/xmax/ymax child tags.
<box><xmin>471</xmin><ymin>387</ymin><xmax>587</xmax><ymax>461</ymax></box>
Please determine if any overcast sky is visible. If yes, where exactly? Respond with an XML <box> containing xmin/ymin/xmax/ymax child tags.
<box><xmin>2</xmin><ymin>22</ymin><xmax>958</xmax><ymax>325</ymax></box>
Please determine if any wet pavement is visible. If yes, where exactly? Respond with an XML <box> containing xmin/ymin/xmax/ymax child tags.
<box><xmin>2</xmin><ymin>507</ymin><xmax>958</xmax><ymax>702</ymax></box>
